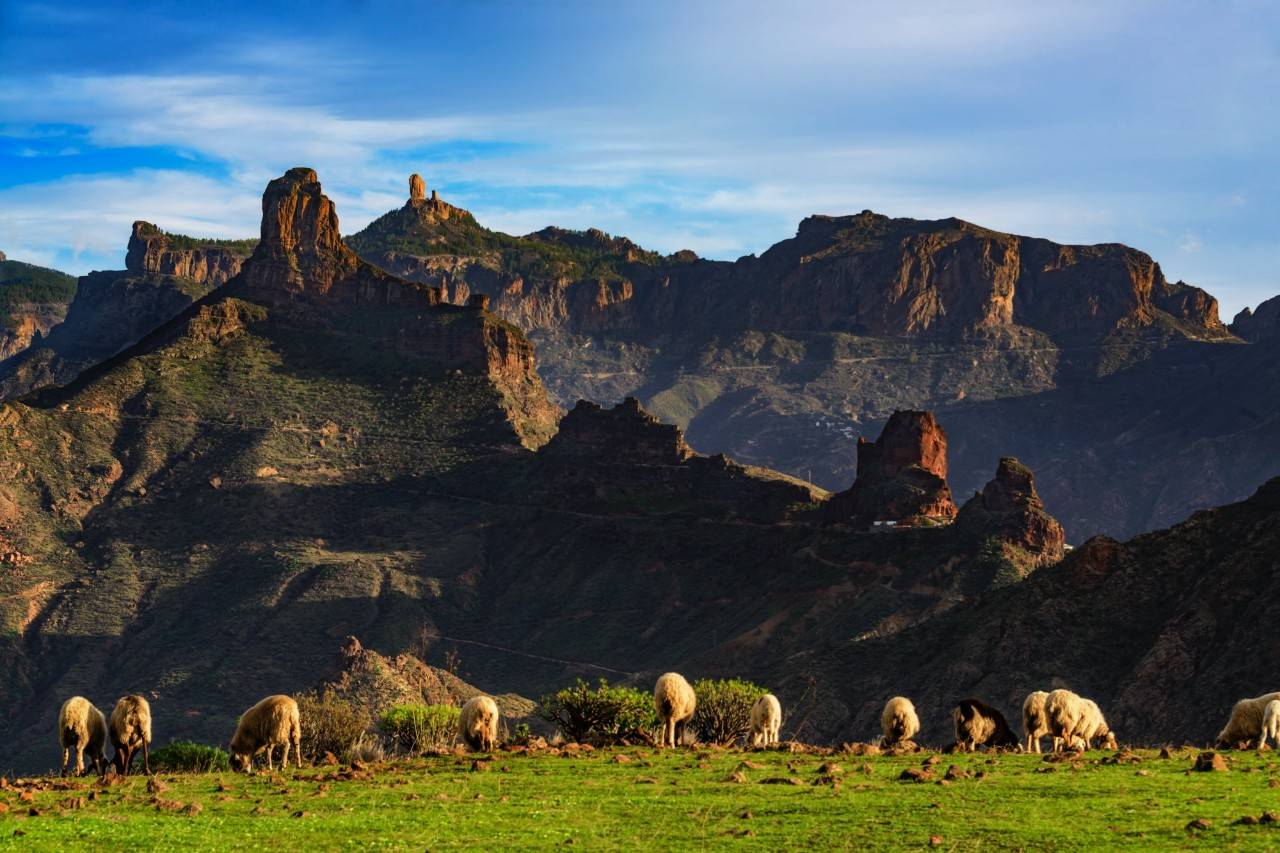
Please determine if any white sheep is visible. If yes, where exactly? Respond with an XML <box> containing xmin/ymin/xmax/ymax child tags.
<box><xmin>1022</xmin><ymin>690</ymin><xmax>1057</xmax><ymax>754</ymax></box>
<box><xmin>653</xmin><ymin>672</ymin><xmax>696</xmax><ymax>749</ymax></box>
<box><xmin>1215</xmin><ymin>692</ymin><xmax>1280</xmax><ymax>748</ymax></box>
<box><xmin>1261</xmin><ymin>700</ymin><xmax>1280</xmax><ymax>750</ymax></box>
<box><xmin>229</xmin><ymin>695</ymin><xmax>301</xmax><ymax>772</ymax></box>
<box><xmin>749</xmin><ymin>694</ymin><xmax>782</xmax><ymax>747</ymax></box>
<box><xmin>880</xmin><ymin>696</ymin><xmax>920</xmax><ymax>747</ymax></box>
<box><xmin>459</xmin><ymin>695</ymin><xmax>500</xmax><ymax>752</ymax></box>
<box><xmin>109</xmin><ymin>694</ymin><xmax>153</xmax><ymax>776</ymax></box>
<box><xmin>1046</xmin><ymin>689</ymin><xmax>1116</xmax><ymax>751</ymax></box>
<box><xmin>58</xmin><ymin>696</ymin><xmax>108</xmax><ymax>777</ymax></box>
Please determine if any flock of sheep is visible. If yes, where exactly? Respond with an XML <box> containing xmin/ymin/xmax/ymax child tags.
<box><xmin>54</xmin><ymin>677</ymin><xmax>1280</xmax><ymax>777</ymax></box>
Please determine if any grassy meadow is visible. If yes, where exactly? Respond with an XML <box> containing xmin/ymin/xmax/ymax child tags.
<box><xmin>3</xmin><ymin>746</ymin><xmax>1279</xmax><ymax>850</ymax></box>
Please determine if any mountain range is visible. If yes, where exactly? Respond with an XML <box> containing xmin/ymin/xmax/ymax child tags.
<box><xmin>0</xmin><ymin>169</ymin><xmax>1275</xmax><ymax>771</ymax></box>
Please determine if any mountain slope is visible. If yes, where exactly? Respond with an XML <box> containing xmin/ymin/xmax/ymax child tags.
<box><xmin>0</xmin><ymin>171</ymin><xmax>1066</xmax><ymax>772</ymax></box>
<box><xmin>782</xmin><ymin>475</ymin><xmax>1280</xmax><ymax>746</ymax></box>
<box><xmin>347</xmin><ymin>180</ymin><xmax>1267</xmax><ymax>541</ymax></box>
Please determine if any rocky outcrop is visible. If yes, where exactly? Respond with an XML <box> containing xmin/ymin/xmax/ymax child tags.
<box><xmin>1231</xmin><ymin>295</ymin><xmax>1280</xmax><ymax>342</ymax></box>
<box><xmin>955</xmin><ymin>457</ymin><xmax>1066</xmax><ymax>574</ymax></box>
<box><xmin>409</xmin><ymin>173</ymin><xmax>426</xmax><ymax>202</ymax></box>
<box><xmin>824</xmin><ymin>410</ymin><xmax>957</xmax><ymax>528</ymax></box>
<box><xmin>125</xmin><ymin>222</ymin><xmax>248</xmax><ymax>286</ymax></box>
<box><xmin>236</xmin><ymin>168</ymin><xmax>559</xmax><ymax>447</ymax></box>
<box><xmin>544</xmin><ymin>397</ymin><xmax>694</xmax><ymax>465</ymax></box>
<box><xmin>534</xmin><ymin>397</ymin><xmax>824</xmax><ymax>522</ymax></box>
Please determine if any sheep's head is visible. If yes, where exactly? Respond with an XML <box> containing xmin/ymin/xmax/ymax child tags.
<box><xmin>1102</xmin><ymin>731</ymin><xmax>1118</xmax><ymax>750</ymax></box>
<box><xmin>229</xmin><ymin>752</ymin><xmax>251</xmax><ymax>773</ymax></box>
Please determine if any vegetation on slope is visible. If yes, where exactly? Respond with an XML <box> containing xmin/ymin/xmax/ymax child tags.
<box><xmin>0</xmin><ymin>259</ymin><xmax>77</xmax><ymax>327</ymax></box>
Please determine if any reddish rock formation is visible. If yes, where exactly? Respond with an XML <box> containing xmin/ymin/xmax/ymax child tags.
<box><xmin>1231</xmin><ymin>295</ymin><xmax>1280</xmax><ymax>342</ymax></box>
<box><xmin>955</xmin><ymin>456</ymin><xmax>1066</xmax><ymax>569</ymax></box>
<box><xmin>823</xmin><ymin>410</ymin><xmax>957</xmax><ymax>528</ymax></box>
<box><xmin>236</xmin><ymin>167</ymin><xmax>559</xmax><ymax>447</ymax></box>
<box><xmin>409</xmin><ymin>173</ymin><xmax>426</xmax><ymax>202</ymax></box>
<box><xmin>125</xmin><ymin>222</ymin><xmax>247</xmax><ymax>287</ymax></box>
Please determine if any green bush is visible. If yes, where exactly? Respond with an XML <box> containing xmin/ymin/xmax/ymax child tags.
<box><xmin>150</xmin><ymin>741</ymin><xmax>230</xmax><ymax>773</ymax></box>
<box><xmin>296</xmin><ymin>688</ymin><xmax>372</xmax><ymax>762</ymax></box>
<box><xmin>378</xmin><ymin>704</ymin><xmax>460</xmax><ymax>754</ymax></box>
<box><xmin>538</xmin><ymin>679</ymin><xmax>657</xmax><ymax>744</ymax></box>
<box><xmin>692</xmin><ymin>679</ymin><xmax>768</xmax><ymax>745</ymax></box>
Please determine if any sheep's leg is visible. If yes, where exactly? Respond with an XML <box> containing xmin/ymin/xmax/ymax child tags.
<box><xmin>74</xmin><ymin>745</ymin><xmax>85</xmax><ymax>776</ymax></box>
<box><xmin>60</xmin><ymin>747</ymin><xmax>69</xmax><ymax>777</ymax></box>
<box><xmin>142</xmin><ymin>740</ymin><xmax>151</xmax><ymax>776</ymax></box>
<box><xmin>266</xmin><ymin>745</ymin><xmax>275</xmax><ymax>772</ymax></box>
<box><xmin>281</xmin><ymin>739</ymin><xmax>291</xmax><ymax>771</ymax></box>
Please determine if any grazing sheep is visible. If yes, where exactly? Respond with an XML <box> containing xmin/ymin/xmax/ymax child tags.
<box><xmin>109</xmin><ymin>695</ymin><xmax>153</xmax><ymax>776</ymax></box>
<box><xmin>653</xmin><ymin>672</ymin><xmax>696</xmax><ymax>749</ymax></box>
<box><xmin>459</xmin><ymin>695</ymin><xmax>500</xmax><ymax>752</ymax></box>
<box><xmin>1022</xmin><ymin>691</ymin><xmax>1057</xmax><ymax>754</ymax></box>
<box><xmin>880</xmin><ymin>696</ymin><xmax>920</xmax><ymax>747</ymax></box>
<box><xmin>1046</xmin><ymin>689</ymin><xmax>1117</xmax><ymax>752</ymax></box>
<box><xmin>229</xmin><ymin>695</ymin><xmax>301</xmax><ymax>772</ymax></box>
<box><xmin>749</xmin><ymin>694</ymin><xmax>782</xmax><ymax>747</ymax></box>
<box><xmin>952</xmin><ymin>698</ymin><xmax>1020</xmax><ymax>752</ymax></box>
<box><xmin>1215</xmin><ymin>692</ymin><xmax>1280</xmax><ymax>748</ymax></box>
<box><xmin>1260</xmin><ymin>700</ymin><xmax>1280</xmax><ymax>750</ymax></box>
<box><xmin>58</xmin><ymin>696</ymin><xmax>108</xmax><ymax>777</ymax></box>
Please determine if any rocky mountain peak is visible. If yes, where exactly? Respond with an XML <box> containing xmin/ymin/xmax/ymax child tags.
<box><xmin>1230</xmin><ymin>295</ymin><xmax>1280</xmax><ymax>342</ymax></box>
<box><xmin>242</xmin><ymin>167</ymin><xmax>357</xmax><ymax>299</ymax></box>
<box><xmin>979</xmin><ymin>457</ymin><xmax>1042</xmax><ymax>513</ymax></box>
<box><xmin>956</xmin><ymin>456</ymin><xmax>1066</xmax><ymax>570</ymax></box>
<box><xmin>409</xmin><ymin>172</ymin><xmax>426</xmax><ymax>202</ymax></box>
<box><xmin>823</xmin><ymin>410</ymin><xmax>957</xmax><ymax>527</ymax></box>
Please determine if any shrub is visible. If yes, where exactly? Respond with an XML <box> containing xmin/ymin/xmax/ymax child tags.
<box><xmin>296</xmin><ymin>687</ymin><xmax>372</xmax><ymax>763</ymax></box>
<box><xmin>379</xmin><ymin>704</ymin><xmax>460</xmax><ymax>755</ymax></box>
<box><xmin>538</xmin><ymin>679</ymin><xmax>657</xmax><ymax>744</ymax></box>
<box><xmin>692</xmin><ymin>679</ymin><xmax>768</xmax><ymax>745</ymax></box>
<box><xmin>150</xmin><ymin>741</ymin><xmax>230</xmax><ymax>773</ymax></box>
<box><xmin>348</xmin><ymin>733</ymin><xmax>386</xmax><ymax>763</ymax></box>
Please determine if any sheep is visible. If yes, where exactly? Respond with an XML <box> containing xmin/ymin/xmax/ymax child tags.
<box><xmin>880</xmin><ymin>696</ymin><xmax>920</xmax><ymax>747</ymax></box>
<box><xmin>1022</xmin><ymin>690</ymin><xmax>1060</xmax><ymax>754</ymax></box>
<box><xmin>1215</xmin><ymin>692</ymin><xmax>1280</xmax><ymax>748</ymax></box>
<box><xmin>952</xmin><ymin>698</ymin><xmax>1020</xmax><ymax>752</ymax></box>
<box><xmin>653</xmin><ymin>672</ymin><xmax>696</xmax><ymax>749</ymax></box>
<box><xmin>109</xmin><ymin>694</ymin><xmax>153</xmax><ymax>777</ymax></box>
<box><xmin>1261</xmin><ymin>700</ymin><xmax>1280</xmax><ymax>750</ymax></box>
<box><xmin>1046</xmin><ymin>689</ymin><xmax>1117</xmax><ymax>752</ymax></box>
<box><xmin>58</xmin><ymin>696</ymin><xmax>108</xmax><ymax>777</ymax></box>
<box><xmin>749</xmin><ymin>694</ymin><xmax>782</xmax><ymax>747</ymax></box>
<box><xmin>229</xmin><ymin>695</ymin><xmax>301</xmax><ymax>772</ymax></box>
<box><xmin>459</xmin><ymin>695</ymin><xmax>500</xmax><ymax>752</ymax></box>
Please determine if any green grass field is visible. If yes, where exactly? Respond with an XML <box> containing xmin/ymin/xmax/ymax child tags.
<box><xmin>4</xmin><ymin>747</ymin><xmax>1279</xmax><ymax>850</ymax></box>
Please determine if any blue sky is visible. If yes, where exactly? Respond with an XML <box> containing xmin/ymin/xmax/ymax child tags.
<box><xmin>0</xmin><ymin>0</ymin><xmax>1276</xmax><ymax>317</ymax></box>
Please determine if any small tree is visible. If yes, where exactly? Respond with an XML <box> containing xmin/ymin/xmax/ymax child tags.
<box><xmin>379</xmin><ymin>704</ymin><xmax>461</xmax><ymax>755</ymax></box>
<box><xmin>296</xmin><ymin>687</ymin><xmax>372</xmax><ymax>763</ymax></box>
<box><xmin>538</xmin><ymin>679</ymin><xmax>657</xmax><ymax>744</ymax></box>
<box><xmin>692</xmin><ymin>679</ymin><xmax>768</xmax><ymax>745</ymax></box>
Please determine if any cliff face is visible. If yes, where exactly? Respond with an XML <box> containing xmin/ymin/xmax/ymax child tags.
<box><xmin>125</xmin><ymin>222</ymin><xmax>248</xmax><ymax>286</ymax></box>
<box><xmin>954</xmin><ymin>456</ymin><xmax>1066</xmax><ymax>580</ymax></box>
<box><xmin>824</xmin><ymin>410</ymin><xmax>957</xmax><ymax>527</ymax></box>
